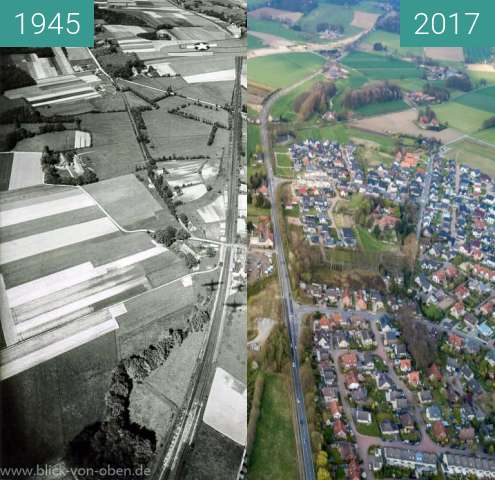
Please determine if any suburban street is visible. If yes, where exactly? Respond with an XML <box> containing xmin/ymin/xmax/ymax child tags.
<box><xmin>260</xmin><ymin>80</ymin><xmax>316</xmax><ymax>480</ymax></box>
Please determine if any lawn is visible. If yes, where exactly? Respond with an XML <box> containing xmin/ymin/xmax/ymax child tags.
<box><xmin>248</xmin><ymin>53</ymin><xmax>326</xmax><ymax>89</ymax></box>
<box><xmin>248</xmin><ymin>124</ymin><xmax>262</xmax><ymax>163</ymax></box>
<box><xmin>276</xmin><ymin>152</ymin><xmax>292</xmax><ymax>167</ymax></box>
<box><xmin>341</xmin><ymin>51</ymin><xmax>423</xmax><ymax>81</ymax></box>
<box><xmin>446</xmin><ymin>138</ymin><xmax>495</xmax><ymax>178</ymax></box>
<box><xmin>356</xmin><ymin>227</ymin><xmax>392</xmax><ymax>253</ymax></box>
<box><xmin>248</xmin><ymin>373</ymin><xmax>298</xmax><ymax>480</ymax></box>
<box><xmin>356</xmin><ymin>418</ymin><xmax>381</xmax><ymax>437</ymax></box>
<box><xmin>0</xmin><ymin>152</ymin><xmax>13</xmax><ymax>191</ymax></box>
<box><xmin>433</xmin><ymin>101</ymin><xmax>494</xmax><ymax>134</ymax></box>
<box><xmin>355</xmin><ymin>99</ymin><xmax>409</xmax><ymax>117</ymax></box>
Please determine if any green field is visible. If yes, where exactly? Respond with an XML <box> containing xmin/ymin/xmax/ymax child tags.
<box><xmin>298</xmin><ymin>4</ymin><xmax>360</xmax><ymax>37</ymax></box>
<box><xmin>248</xmin><ymin>34</ymin><xmax>267</xmax><ymax>49</ymax></box>
<box><xmin>0</xmin><ymin>152</ymin><xmax>13</xmax><ymax>191</ymax></box>
<box><xmin>454</xmin><ymin>86</ymin><xmax>495</xmax><ymax>115</ymax></box>
<box><xmin>341</xmin><ymin>51</ymin><xmax>423</xmax><ymax>80</ymax></box>
<box><xmin>446</xmin><ymin>138</ymin><xmax>495</xmax><ymax>177</ymax></box>
<box><xmin>248</xmin><ymin>123</ymin><xmax>262</xmax><ymax>163</ymax></box>
<box><xmin>433</xmin><ymin>101</ymin><xmax>494</xmax><ymax>134</ymax></box>
<box><xmin>248</xmin><ymin>18</ymin><xmax>309</xmax><ymax>43</ymax></box>
<box><xmin>473</xmin><ymin>128</ymin><xmax>495</xmax><ymax>145</ymax></box>
<box><xmin>248</xmin><ymin>373</ymin><xmax>298</xmax><ymax>480</ymax></box>
<box><xmin>468</xmin><ymin>70</ymin><xmax>495</xmax><ymax>87</ymax></box>
<box><xmin>248</xmin><ymin>53</ymin><xmax>326</xmax><ymax>89</ymax></box>
<box><xmin>276</xmin><ymin>152</ymin><xmax>292</xmax><ymax>167</ymax></box>
<box><xmin>355</xmin><ymin>99</ymin><xmax>409</xmax><ymax>117</ymax></box>
<box><xmin>362</xmin><ymin>31</ymin><xmax>424</xmax><ymax>58</ymax></box>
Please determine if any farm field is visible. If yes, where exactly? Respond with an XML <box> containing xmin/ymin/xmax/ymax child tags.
<box><xmin>424</xmin><ymin>47</ymin><xmax>464</xmax><ymax>63</ymax></box>
<box><xmin>446</xmin><ymin>138</ymin><xmax>495</xmax><ymax>178</ymax></box>
<box><xmin>361</xmin><ymin>31</ymin><xmax>423</xmax><ymax>57</ymax></box>
<box><xmin>79</xmin><ymin>112</ymin><xmax>143</xmax><ymax>179</ymax></box>
<box><xmin>5</xmin><ymin>152</ymin><xmax>44</xmax><ymax>191</ymax></box>
<box><xmin>248</xmin><ymin>373</ymin><xmax>299</xmax><ymax>480</ymax></box>
<box><xmin>298</xmin><ymin>4</ymin><xmax>361</xmax><ymax>37</ymax></box>
<box><xmin>248</xmin><ymin>124</ymin><xmax>261</xmax><ymax>162</ymax></box>
<box><xmin>341</xmin><ymin>51</ymin><xmax>423</xmax><ymax>81</ymax></box>
<box><xmin>433</xmin><ymin>101</ymin><xmax>494</xmax><ymax>134</ymax></box>
<box><xmin>355</xmin><ymin>98</ymin><xmax>409</xmax><ymax>117</ymax></box>
<box><xmin>453</xmin><ymin>86</ymin><xmax>495</xmax><ymax>115</ymax></box>
<box><xmin>248</xmin><ymin>18</ymin><xmax>309</xmax><ymax>43</ymax></box>
<box><xmin>353</xmin><ymin>109</ymin><xmax>464</xmax><ymax>143</ymax></box>
<box><xmin>14</xmin><ymin>132</ymin><xmax>75</xmax><ymax>152</ymax></box>
<box><xmin>248</xmin><ymin>53</ymin><xmax>326</xmax><ymax>89</ymax></box>
<box><xmin>83</xmin><ymin>174</ymin><xmax>171</xmax><ymax>229</ymax></box>
<box><xmin>473</xmin><ymin>128</ymin><xmax>495</xmax><ymax>145</ymax></box>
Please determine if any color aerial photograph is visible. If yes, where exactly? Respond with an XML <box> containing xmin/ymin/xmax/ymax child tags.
<box><xmin>0</xmin><ymin>0</ymin><xmax>247</xmax><ymax>479</ymax></box>
<box><xmin>246</xmin><ymin>0</ymin><xmax>495</xmax><ymax>479</ymax></box>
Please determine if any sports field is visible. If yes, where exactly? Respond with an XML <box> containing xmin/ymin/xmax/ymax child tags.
<box><xmin>341</xmin><ymin>51</ymin><xmax>423</xmax><ymax>81</ymax></box>
<box><xmin>248</xmin><ymin>53</ymin><xmax>326</xmax><ymax>89</ymax></box>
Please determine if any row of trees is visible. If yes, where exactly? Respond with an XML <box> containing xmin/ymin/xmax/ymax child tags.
<box><xmin>423</xmin><ymin>83</ymin><xmax>450</xmax><ymax>102</ymax></box>
<box><xmin>207</xmin><ymin>123</ymin><xmax>219</xmax><ymax>146</ymax></box>
<box><xmin>0</xmin><ymin>65</ymin><xmax>35</xmax><ymax>94</ymax></box>
<box><xmin>343</xmin><ymin>82</ymin><xmax>402</xmax><ymax>110</ymax></box>
<box><xmin>294</xmin><ymin>81</ymin><xmax>337</xmax><ymax>121</ymax></box>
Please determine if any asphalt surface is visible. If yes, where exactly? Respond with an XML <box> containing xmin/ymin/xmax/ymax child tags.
<box><xmin>260</xmin><ymin>85</ymin><xmax>316</xmax><ymax>480</ymax></box>
<box><xmin>160</xmin><ymin>56</ymin><xmax>244</xmax><ymax>479</ymax></box>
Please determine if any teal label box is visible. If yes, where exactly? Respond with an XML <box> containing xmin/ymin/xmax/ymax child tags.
<box><xmin>0</xmin><ymin>0</ymin><xmax>94</xmax><ymax>47</ymax></box>
<box><xmin>401</xmin><ymin>0</ymin><xmax>495</xmax><ymax>47</ymax></box>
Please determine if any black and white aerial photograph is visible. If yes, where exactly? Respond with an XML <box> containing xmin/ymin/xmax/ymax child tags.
<box><xmin>0</xmin><ymin>0</ymin><xmax>247</xmax><ymax>478</ymax></box>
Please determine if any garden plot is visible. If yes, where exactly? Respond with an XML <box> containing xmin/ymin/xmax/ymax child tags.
<box><xmin>203</xmin><ymin>367</ymin><xmax>246</xmax><ymax>446</ymax></box>
<box><xmin>79</xmin><ymin>112</ymin><xmax>143</xmax><ymax>179</ymax></box>
<box><xmin>197</xmin><ymin>195</ymin><xmax>226</xmax><ymax>223</ymax></box>
<box><xmin>84</xmin><ymin>174</ymin><xmax>164</xmax><ymax>228</ymax></box>
<box><xmin>74</xmin><ymin>130</ymin><xmax>91</xmax><ymax>149</ymax></box>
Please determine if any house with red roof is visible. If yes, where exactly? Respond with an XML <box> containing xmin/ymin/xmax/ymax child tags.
<box><xmin>345</xmin><ymin>371</ymin><xmax>360</xmax><ymax>390</ymax></box>
<box><xmin>448</xmin><ymin>333</ymin><xmax>464</xmax><ymax>350</ymax></box>
<box><xmin>333</xmin><ymin>419</ymin><xmax>347</xmax><ymax>440</ymax></box>
<box><xmin>341</xmin><ymin>352</ymin><xmax>358</xmax><ymax>370</ymax></box>
<box><xmin>407</xmin><ymin>371</ymin><xmax>420</xmax><ymax>387</ymax></box>
<box><xmin>427</xmin><ymin>363</ymin><xmax>443</xmax><ymax>382</ymax></box>
<box><xmin>432</xmin><ymin>421</ymin><xmax>447</xmax><ymax>442</ymax></box>
<box><xmin>450</xmin><ymin>301</ymin><xmax>465</xmax><ymax>319</ymax></box>
<box><xmin>399</xmin><ymin>359</ymin><xmax>412</xmax><ymax>373</ymax></box>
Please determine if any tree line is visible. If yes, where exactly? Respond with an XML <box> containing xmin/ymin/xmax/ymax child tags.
<box><xmin>343</xmin><ymin>82</ymin><xmax>402</xmax><ymax>110</ymax></box>
<box><xmin>294</xmin><ymin>81</ymin><xmax>337</xmax><ymax>121</ymax></box>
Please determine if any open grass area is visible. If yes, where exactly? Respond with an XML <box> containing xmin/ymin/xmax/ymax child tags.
<box><xmin>473</xmin><ymin>128</ymin><xmax>495</xmax><ymax>145</ymax></box>
<box><xmin>454</xmin><ymin>86</ymin><xmax>495</xmax><ymax>115</ymax></box>
<box><xmin>248</xmin><ymin>53</ymin><xmax>326</xmax><ymax>90</ymax></box>
<box><xmin>355</xmin><ymin>99</ymin><xmax>409</xmax><ymax>117</ymax></box>
<box><xmin>362</xmin><ymin>31</ymin><xmax>424</xmax><ymax>58</ymax></box>
<box><xmin>433</xmin><ymin>101</ymin><xmax>493</xmax><ymax>134</ymax></box>
<box><xmin>276</xmin><ymin>152</ymin><xmax>292</xmax><ymax>167</ymax></box>
<box><xmin>298</xmin><ymin>4</ymin><xmax>360</xmax><ymax>38</ymax></box>
<box><xmin>248</xmin><ymin>373</ymin><xmax>298</xmax><ymax>480</ymax></box>
<box><xmin>248</xmin><ymin>124</ymin><xmax>262</xmax><ymax>163</ymax></box>
<box><xmin>341</xmin><ymin>51</ymin><xmax>423</xmax><ymax>81</ymax></box>
<box><xmin>248</xmin><ymin>18</ymin><xmax>309</xmax><ymax>43</ymax></box>
<box><xmin>446</xmin><ymin>138</ymin><xmax>495</xmax><ymax>178</ymax></box>
<box><xmin>356</xmin><ymin>227</ymin><xmax>392</xmax><ymax>253</ymax></box>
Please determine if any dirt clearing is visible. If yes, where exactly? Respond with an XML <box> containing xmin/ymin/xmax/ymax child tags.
<box><xmin>424</xmin><ymin>47</ymin><xmax>464</xmax><ymax>62</ymax></box>
<box><xmin>351</xmin><ymin>11</ymin><xmax>379</xmax><ymax>30</ymax></box>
